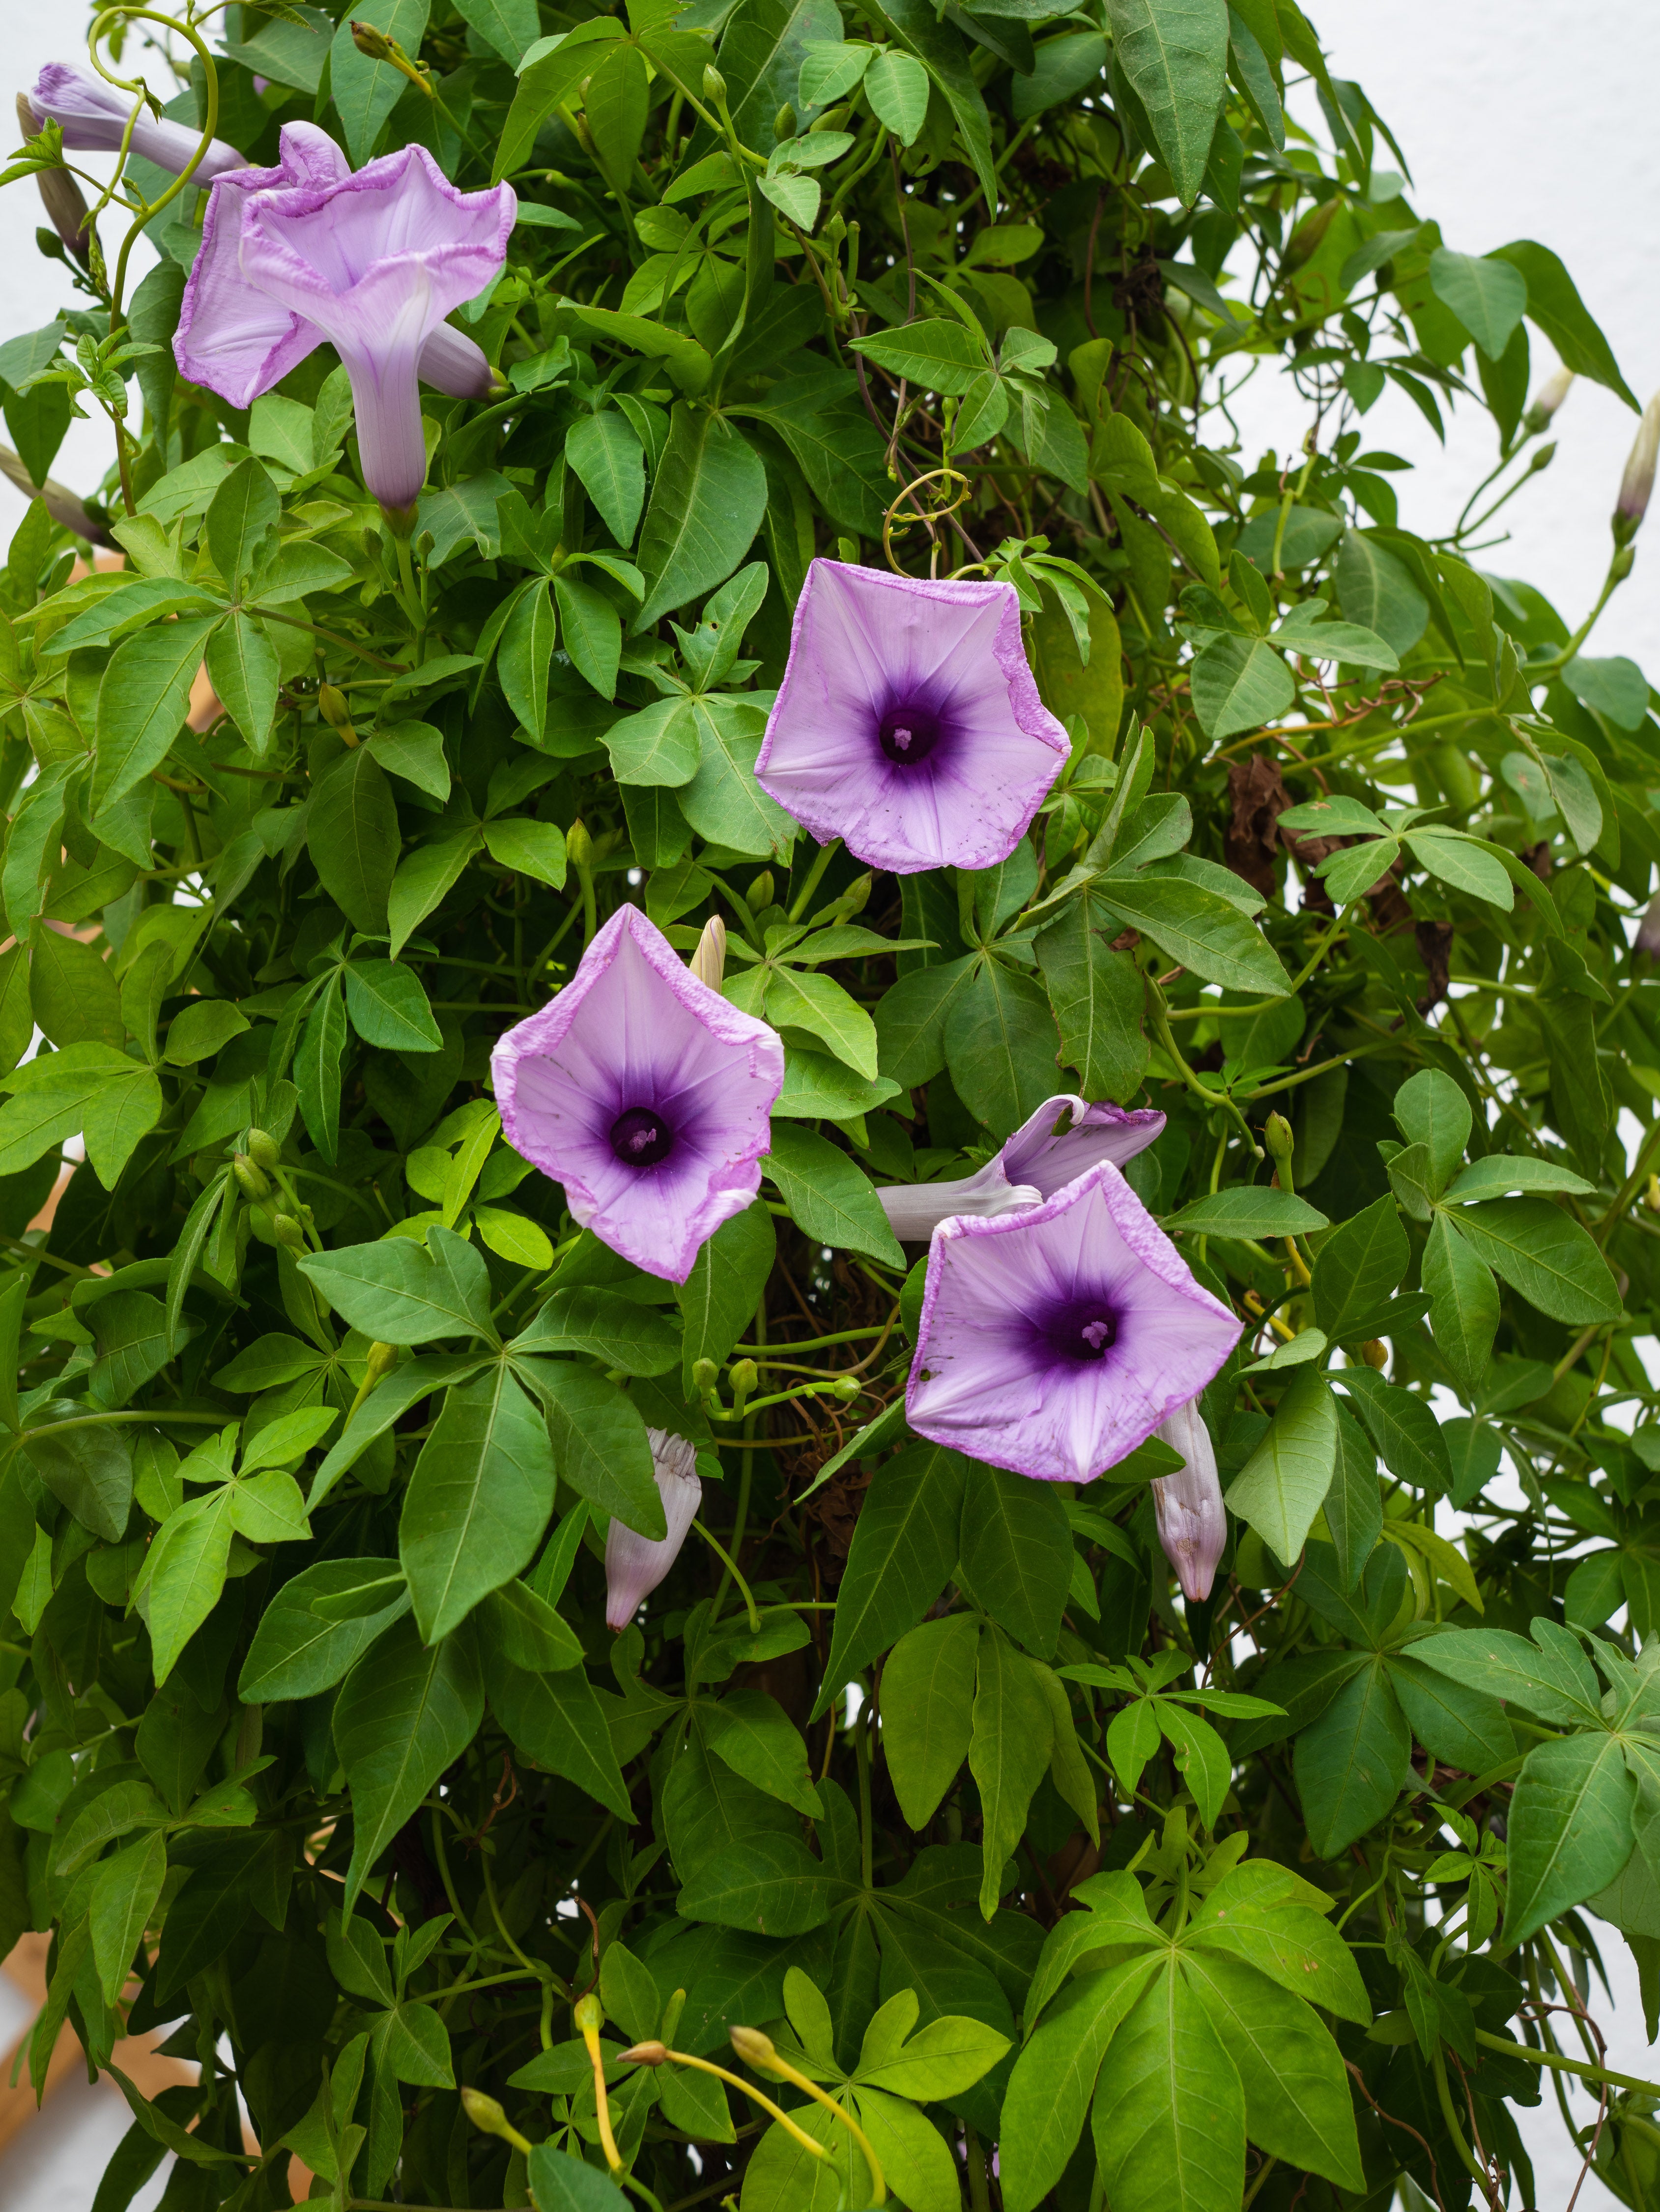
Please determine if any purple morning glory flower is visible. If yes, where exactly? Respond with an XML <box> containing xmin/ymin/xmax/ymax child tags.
<box><xmin>878</xmin><ymin>1093</ymin><xmax>1165</xmax><ymax>1241</ymax></box>
<box><xmin>755</xmin><ymin>560</ymin><xmax>1069</xmax><ymax>874</ymax></box>
<box><xmin>1151</xmin><ymin>1397</ymin><xmax>1226</xmax><ymax>1602</ymax></box>
<box><xmin>176</xmin><ymin>129</ymin><xmax>514</xmax><ymax>511</ymax></box>
<box><xmin>29</xmin><ymin>61</ymin><xmax>247</xmax><ymax>183</ymax></box>
<box><xmin>492</xmin><ymin>904</ymin><xmax>785</xmax><ymax>1285</ymax></box>
<box><xmin>906</xmin><ymin>1162</ymin><xmax>1241</xmax><ymax>1485</ymax></box>
<box><xmin>605</xmin><ymin>1429</ymin><xmax>702</xmax><ymax>1630</ymax></box>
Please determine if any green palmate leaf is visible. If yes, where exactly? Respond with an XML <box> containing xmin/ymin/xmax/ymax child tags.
<box><xmin>970</xmin><ymin>1627</ymin><xmax>1054</xmax><ymax>1919</ymax></box>
<box><xmin>1427</xmin><ymin>247</ymin><xmax>1529</xmax><ymax>360</ymax></box>
<box><xmin>1176</xmin><ymin>1950</ymin><xmax>1363</xmax><ymax>2188</ymax></box>
<box><xmin>334</xmin><ymin>1613</ymin><xmax>484</xmax><ymax>1909</ymax></box>
<box><xmin>238</xmin><ymin>1557</ymin><xmax>411</xmax><ymax>1702</ymax></box>
<box><xmin>1504</xmin><ymin>1731</ymin><xmax>1637</xmax><ymax>1945</ymax></box>
<box><xmin>944</xmin><ymin>959</ymin><xmax>1061</xmax><ymax>1140</ymax></box>
<box><xmin>1002</xmin><ymin>1959</ymin><xmax>1160</xmax><ymax>2212</ymax></box>
<box><xmin>1226</xmin><ymin>1367</ymin><xmax>1340</xmax><ymax>1561</ymax></box>
<box><xmin>299</xmin><ymin>1226</ymin><xmax>496</xmax><ymax>1345</ymax></box>
<box><xmin>634</xmin><ymin>407</ymin><xmax>769</xmax><ymax>631</ymax></box>
<box><xmin>566</xmin><ymin>412</ymin><xmax>646</xmax><ymax>547</ymax></box>
<box><xmin>849</xmin><ymin>319</ymin><xmax>988</xmax><ymax>395</ymax></box>
<box><xmin>90</xmin><ymin>1831</ymin><xmax>167</xmax><ymax>2008</ymax></box>
<box><xmin>764</xmin><ymin>964</ymin><xmax>878</xmax><ymax>1079</ymax></box>
<box><xmin>817</xmin><ymin>1443</ymin><xmax>966</xmax><ymax>1708</ymax></box>
<box><xmin>1090</xmin><ymin>1960</ymin><xmax>1246</xmax><ymax>2212</ymax></box>
<box><xmin>1311</xmin><ymin>1193</ymin><xmax>1408</xmax><ymax>1341</ymax></box>
<box><xmin>1104</xmin><ymin>0</ymin><xmax>1229</xmax><ymax>206</ymax></box>
<box><xmin>1448</xmin><ymin>1196</ymin><xmax>1623</xmax><ymax>1325</ymax></box>
<box><xmin>765</xmin><ymin>1123</ymin><xmax>904</xmax><ymax>1266</ymax></box>
<box><xmin>526</xmin><ymin>1360</ymin><xmax>665</xmax><ymax>1537</ymax></box>
<box><xmin>872</xmin><ymin>0</ymin><xmax>997</xmax><ymax>212</ymax></box>
<box><xmin>1490</xmin><ymin>238</ymin><xmax>1639</xmax><ymax>408</ymax></box>
<box><xmin>1093</xmin><ymin>874</ymin><xmax>1288</xmax><ymax>995</ymax></box>
<box><xmin>956</xmin><ymin>1456</ymin><xmax>1072</xmax><ymax>1658</ymax></box>
<box><xmin>1188</xmin><ymin>632</ymin><xmax>1294</xmax><ymax>738</ymax></box>
<box><xmin>93</xmin><ymin>616</ymin><xmax>221</xmax><ymax>819</ymax></box>
<box><xmin>1421</xmin><ymin>1212</ymin><xmax>1498</xmax><ymax>1392</ymax></box>
<box><xmin>677</xmin><ymin>1200</ymin><xmax>775</xmax><ymax>1396</ymax></box>
<box><xmin>702</xmin><ymin>1688</ymin><xmax>822</xmax><ymax>1815</ymax></box>
<box><xmin>308</xmin><ymin>747</ymin><xmax>401</xmax><ymax>936</ymax></box>
<box><xmin>881</xmin><ymin>1613</ymin><xmax>980</xmax><ymax>1828</ymax></box>
<box><xmin>1035</xmin><ymin>901</ymin><xmax>1150</xmax><ymax>1103</ymax></box>
<box><xmin>1165</xmin><ymin>1188</ymin><xmax>1327</xmax><ymax>1238</ymax></box>
<box><xmin>1293</xmin><ymin>1657</ymin><xmax>1410</xmax><ymax>1856</ymax></box>
<box><xmin>513</xmin><ymin>1286</ymin><xmax>680</xmax><ymax>1374</ymax></box>
<box><xmin>400</xmin><ymin>1369</ymin><xmax>555</xmax><ymax>1643</ymax></box>
<box><xmin>494</xmin><ymin>1661</ymin><xmax>633</xmax><ymax>1820</ymax></box>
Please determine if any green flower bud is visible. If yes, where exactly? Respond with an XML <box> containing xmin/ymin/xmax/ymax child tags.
<box><xmin>272</xmin><ymin>1213</ymin><xmax>305</xmax><ymax>1251</ymax></box>
<box><xmin>836</xmin><ymin>872</ymin><xmax>872</xmax><ymax>920</ymax></box>
<box><xmin>830</xmin><ymin>1376</ymin><xmax>861</xmax><ymax>1401</ymax></box>
<box><xmin>574</xmin><ymin>1992</ymin><xmax>605</xmax><ymax>2035</ymax></box>
<box><xmin>567</xmin><ymin>817</ymin><xmax>594</xmax><ymax>874</ymax></box>
<box><xmin>729</xmin><ymin>1357</ymin><xmax>759</xmax><ymax>1409</ymax></box>
<box><xmin>703</xmin><ymin>64</ymin><xmax>726</xmax><ymax>107</ymax></box>
<box><xmin>745</xmin><ymin>871</ymin><xmax>775</xmax><ymax>913</ymax></box>
<box><xmin>774</xmin><ymin>102</ymin><xmax>796</xmax><ymax>141</ymax></box>
<box><xmin>245</xmin><ymin>1127</ymin><xmax>281</xmax><ymax>1171</ymax></box>
<box><xmin>230</xmin><ymin>1153</ymin><xmax>269</xmax><ymax>1200</ymax></box>
<box><xmin>1263</xmin><ymin>1112</ymin><xmax>1294</xmax><ymax>1167</ymax></box>
<box><xmin>729</xmin><ymin>2024</ymin><xmax>777</xmax><ymax>2070</ymax></box>
<box><xmin>691</xmin><ymin>1356</ymin><xmax>721</xmax><ymax>1397</ymax></box>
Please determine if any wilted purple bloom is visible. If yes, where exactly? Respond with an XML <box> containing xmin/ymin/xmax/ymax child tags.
<box><xmin>879</xmin><ymin>1094</ymin><xmax>1165</xmax><ymax>1241</ymax></box>
<box><xmin>1150</xmin><ymin>1396</ymin><xmax>1226</xmax><ymax>1603</ymax></box>
<box><xmin>756</xmin><ymin>560</ymin><xmax>1068</xmax><ymax>874</ymax></box>
<box><xmin>605</xmin><ymin>1429</ymin><xmax>702</xmax><ymax>1630</ymax></box>
<box><xmin>29</xmin><ymin>61</ymin><xmax>247</xmax><ymax>182</ymax></box>
<box><xmin>493</xmin><ymin>904</ymin><xmax>785</xmax><ymax>1284</ymax></box>
<box><xmin>1637</xmin><ymin>891</ymin><xmax>1660</xmax><ymax>960</ymax></box>
<box><xmin>907</xmin><ymin>1162</ymin><xmax>1240</xmax><ymax>1484</ymax></box>
<box><xmin>176</xmin><ymin>129</ymin><xmax>513</xmax><ymax>510</ymax></box>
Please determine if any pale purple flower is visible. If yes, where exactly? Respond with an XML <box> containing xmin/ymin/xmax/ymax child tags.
<box><xmin>605</xmin><ymin>1429</ymin><xmax>702</xmax><ymax>1630</ymax></box>
<box><xmin>492</xmin><ymin>904</ymin><xmax>785</xmax><ymax>1285</ymax></box>
<box><xmin>29</xmin><ymin>61</ymin><xmax>246</xmax><ymax>183</ymax></box>
<box><xmin>1150</xmin><ymin>1397</ymin><xmax>1226</xmax><ymax>1602</ymax></box>
<box><xmin>907</xmin><ymin>1162</ymin><xmax>1241</xmax><ymax>1485</ymax></box>
<box><xmin>176</xmin><ymin>128</ymin><xmax>513</xmax><ymax>509</ymax></box>
<box><xmin>1637</xmin><ymin>891</ymin><xmax>1660</xmax><ymax>960</ymax></box>
<box><xmin>755</xmin><ymin>560</ymin><xmax>1069</xmax><ymax>875</ymax></box>
<box><xmin>879</xmin><ymin>1094</ymin><xmax>1164</xmax><ymax>1241</ymax></box>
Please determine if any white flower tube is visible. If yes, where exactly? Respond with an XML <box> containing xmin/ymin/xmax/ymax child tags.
<box><xmin>877</xmin><ymin>1094</ymin><xmax>1165</xmax><ymax>1242</ymax></box>
<box><xmin>604</xmin><ymin>1429</ymin><xmax>702</xmax><ymax>1630</ymax></box>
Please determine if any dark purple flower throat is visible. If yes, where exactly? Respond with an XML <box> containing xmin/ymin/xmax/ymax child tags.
<box><xmin>1035</xmin><ymin>1295</ymin><xmax>1119</xmax><ymax>1365</ymax></box>
<box><xmin>610</xmin><ymin>1106</ymin><xmax>675</xmax><ymax>1168</ymax></box>
<box><xmin>877</xmin><ymin>697</ymin><xmax>944</xmax><ymax>767</ymax></box>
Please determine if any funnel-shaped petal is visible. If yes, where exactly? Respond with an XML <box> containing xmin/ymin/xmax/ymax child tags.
<box><xmin>878</xmin><ymin>1095</ymin><xmax>1165</xmax><ymax>1241</ymax></box>
<box><xmin>1151</xmin><ymin>1397</ymin><xmax>1226</xmax><ymax>1602</ymax></box>
<box><xmin>493</xmin><ymin>904</ymin><xmax>785</xmax><ymax>1284</ymax></box>
<box><xmin>756</xmin><ymin>560</ymin><xmax>1068</xmax><ymax>874</ymax></box>
<box><xmin>907</xmin><ymin>1161</ymin><xmax>1240</xmax><ymax>1484</ymax></box>
<box><xmin>30</xmin><ymin>61</ymin><xmax>246</xmax><ymax>182</ymax></box>
<box><xmin>605</xmin><ymin>1430</ymin><xmax>702</xmax><ymax>1629</ymax></box>
<box><xmin>175</xmin><ymin>129</ymin><xmax>513</xmax><ymax>506</ymax></box>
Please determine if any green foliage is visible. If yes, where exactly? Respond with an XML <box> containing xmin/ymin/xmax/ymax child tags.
<box><xmin>4</xmin><ymin>0</ymin><xmax>1660</xmax><ymax>2207</ymax></box>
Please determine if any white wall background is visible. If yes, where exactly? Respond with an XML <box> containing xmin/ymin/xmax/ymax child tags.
<box><xmin>0</xmin><ymin>0</ymin><xmax>1655</xmax><ymax>2206</ymax></box>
